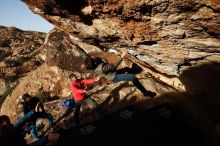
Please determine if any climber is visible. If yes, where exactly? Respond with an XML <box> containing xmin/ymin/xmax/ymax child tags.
<box><xmin>20</xmin><ymin>93</ymin><xmax>54</xmax><ymax>139</ymax></box>
<box><xmin>70</xmin><ymin>73</ymin><xmax>102</xmax><ymax>126</ymax></box>
<box><xmin>0</xmin><ymin>114</ymin><xmax>59</xmax><ymax>146</ymax></box>
<box><xmin>63</xmin><ymin>36</ymin><xmax>156</xmax><ymax>98</ymax></box>
<box><xmin>84</xmin><ymin>51</ymin><xmax>157</xmax><ymax>98</ymax></box>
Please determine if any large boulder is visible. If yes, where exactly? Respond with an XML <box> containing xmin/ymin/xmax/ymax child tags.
<box><xmin>21</xmin><ymin>0</ymin><xmax>220</xmax><ymax>91</ymax></box>
<box><xmin>0</xmin><ymin>63</ymin><xmax>70</xmax><ymax>118</ymax></box>
<box><xmin>0</xmin><ymin>26</ymin><xmax>46</xmax><ymax>85</ymax></box>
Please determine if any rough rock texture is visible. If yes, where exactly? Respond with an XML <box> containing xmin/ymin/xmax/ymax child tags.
<box><xmin>22</xmin><ymin>0</ymin><xmax>220</xmax><ymax>90</ymax></box>
<box><xmin>0</xmin><ymin>28</ymin><xmax>144</xmax><ymax>118</ymax></box>
<box><xmin>0</xmin><ymin>63</ymin><xmax>70</xmax><ymax>118</ymax></box>
<box><xmin>0</xmin><ymin>26</ymin><xmax>45</xmax><ymax>94</ymax></box>
<box><xmin>1</xmin><ymin>1</ymin><xmax>220</xmax><ymax>145</ymax></box>
<box><xmin>41</xmin><ymin>28</ymin><xmax>102</xmax><ymax>72</ymax></box>
<box><xmin>19</xmin><ymin>1</ymin><xmax>220</xmax><ymax>145</ymax></box>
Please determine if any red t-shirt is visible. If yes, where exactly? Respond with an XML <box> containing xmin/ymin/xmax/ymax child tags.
<box><xmin>70</xmin><ymin>79</ymin><xmax>94</xmax><ymax>101</ymax></box>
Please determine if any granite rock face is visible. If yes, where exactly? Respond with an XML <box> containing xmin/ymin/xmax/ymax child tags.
<box><xmin>0</xmin><ymin>27</ymin><xmax>130</xmax><ymax>119</ymax></box>
<box><xmin>0</xmin><ymin>1</ymin><xmax>220</xmax><ymax>143</ymax></box>
<box><xmin>22</xmin><ymin>0</ymin><xmax>220</xmax><ymax>90</ymax></box>
<box><xmin>41</xmin><ymin>28</ymin><xmax>102</xmax><ymax>72</ymax></box>
<box><xmin>0</xmin><ymin>26</ymin><xmax>45</xmax><ymax>94</ymax></box>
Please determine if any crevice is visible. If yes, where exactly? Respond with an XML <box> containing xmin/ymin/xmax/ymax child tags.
<box><xmin>139</xmin><ymin>5</ymin><xmax>153</xmax><ymax>16</ymax></box>
<box><xmin>99</xmin><ymin>36</ymin><xmax>120</xmax><ymax>43</ymax></box>
<box><xmin>121</xmin><ymin>17</ymin><xmax>147</xmax><ymax>23</ymax></box>
<box><xmin>137</xmin><ymin>41</ymin><xmax>158</xmax><ymax>46</ymax></box>
<box><xmin>206</xmin><ymin>29</ymin><xmax>220</xmax><ymax>39</ymax></box>
<box><xmin>206</xmin><ymin>5</ymin><xmax>220</xmax><ymax>13</ymax></box>
<box><xmin>79</xmin><ymin>15</ymin><xmax>94</xmax><ymax>26</ymax></box>
<box><xmin>83</xmin><ymin>36</ymin><xmax>120</xmax><ymax>51</ymax></box>
<box><xmin>181</xmin><ymin>32</ymin><xmax>187</xmax><ymax>39</ymax></box>
<box><xmin>83</xmin><ymin>37</ymin><xmax>106</xmax><ymax>50</ymax></box>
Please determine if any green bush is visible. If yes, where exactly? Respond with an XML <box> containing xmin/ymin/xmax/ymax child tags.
<box><xmin>0</xmin><ymin>51</ymin><xmax>11</xmax><ymax>61</ymax></box>
<box><xmin>0</xmin><ymin>83</ymin><xmax>17</xmax><ymax>103</ymax></box>
<box><xmin>35</xmin><ymin>90</ymin><xmax>59</xmax><ymax>102</ymax></box>
<box><xmin>35</xmin><ymin>90</ymin><xmax>52</xmax><ymax>102</ymax></box>
<box><xmin>16</xmin><ymin>56</ymin><xmax>31</xmax><ymax>65</ymax></box>
<box><xmin>5</xmin><ymin>59</ymin><xmax>19</xmax><ymax>67</ymax></box>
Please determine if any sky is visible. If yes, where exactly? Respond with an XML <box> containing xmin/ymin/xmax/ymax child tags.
<box><xmin>0</xmin><ymin>0</ymin><xmax>54</xmax><ymax>32</ymax></box>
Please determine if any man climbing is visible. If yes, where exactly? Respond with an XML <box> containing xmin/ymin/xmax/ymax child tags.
<box><xmin>20</xmin><ymin>93</ymin><xmax>54</xmax><ymax>139</ymax></box>
<box><xmin>0</xmin><ymin>114</ymin><xmax>59</xmax><ymax>146</ymax></box>
<box><xmin>70</xmin><ymin>73</ymin><xmax>101</xmax><ymax>126</ymax></box>
<box><xmin>63</xmin><ymin>35</ymin><xmax>156</xmax><ymax>98</ymax></box>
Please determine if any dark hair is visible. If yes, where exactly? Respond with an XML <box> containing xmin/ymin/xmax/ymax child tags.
<box><xmin>85</xmin><ymin>57</ymin><xmax>102</xmax><ymax>70</ymax></box>
<box><xmin>22</xmin><ymin>93</ymin><xmax>32</xmax><ymax>102</ymax></box>
<box><xmin>0</xmin><ymin>115</ymin><xmax>10</xmax><ymax>125</ymax></box>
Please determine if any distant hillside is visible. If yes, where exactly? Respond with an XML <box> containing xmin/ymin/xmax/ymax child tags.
<box><xmin>0</xmin><ymin>26</ymin><xmax>46</xmax><ymax>95</ymax></box>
